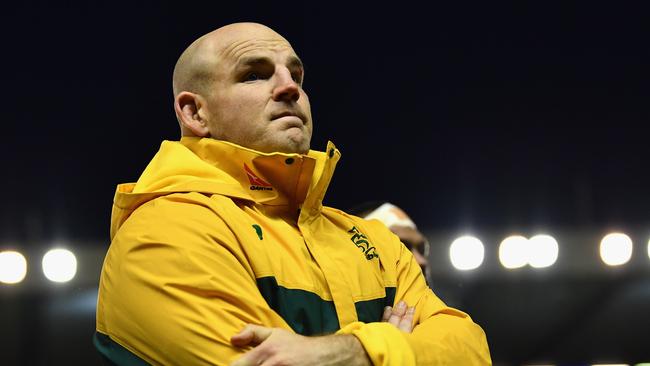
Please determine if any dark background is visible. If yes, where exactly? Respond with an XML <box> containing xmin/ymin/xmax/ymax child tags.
<box><xmin>1</xmin><ymin>2</ymin><xmax>649</xmax><ymax>365</ymax></box>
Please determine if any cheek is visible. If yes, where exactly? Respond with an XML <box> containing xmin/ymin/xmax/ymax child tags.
<box><xmin>300</xmin><ymin>90</ymin><xmax>311</xmax><ymax>105</ymax></box>
<box><xmin>300</xmin><ymin>92</ymin><xmax>312</xmax><ymax>117</ymax></box>
<box><xmin>230</xmin><ymin>92</ymin><xmax>267</xmax><ymax>115</ymax></box>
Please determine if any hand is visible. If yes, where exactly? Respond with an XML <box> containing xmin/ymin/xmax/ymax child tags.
<box><xmin>382</xmin><ymin>300</ymin><xmax>415</xmax><ymax>333</ymax></box>
<box><xmin>230</xmin><ymin>324</ymin><xmax>371</xmax><ymax>366</ymax></box>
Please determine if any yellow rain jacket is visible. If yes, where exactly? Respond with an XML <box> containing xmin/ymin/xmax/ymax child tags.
<box><xmin>95</xmin><ymin>137</ymin><xmax>491</xmax><ymax>366</ymax></box>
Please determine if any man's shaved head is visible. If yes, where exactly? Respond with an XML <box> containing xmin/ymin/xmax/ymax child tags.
<box><xmin>172</xmin><ymin>23</ymin><xmax>289</xmax><ymax>98</ymax></box>
<box><xmin>171</xmin><ymin>22</ymin><xmax>313</xmax><ymax>154</ymax></box>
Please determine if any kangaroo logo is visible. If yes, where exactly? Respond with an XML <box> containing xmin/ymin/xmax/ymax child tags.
<box><xmin>348</xmin><ymin>226</ymin><xmax>379</xmax><ymax>260</ymax></box>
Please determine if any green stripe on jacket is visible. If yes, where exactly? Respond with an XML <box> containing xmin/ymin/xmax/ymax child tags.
<box><xmin>93</xmin><ymin>332</ymin><xmax>149</xmax><ymax>366</ymax></box>
<box><xmin>256</xmin><ymin>276</ymin><xmax>396</xmax><ymax>336</ymax></box>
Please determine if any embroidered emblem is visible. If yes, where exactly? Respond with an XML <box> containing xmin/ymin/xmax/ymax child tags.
<box><xmin>252</xmin><ymin>224</ymin><xmax>263</xmax><ymax>240</ymax></box>
<box><xmin>348</xmin><ymin>226</ymin><xmax>379</xmax><ymax>260</ymax></box>
<box><xmin>244</xmin><ymin>163</ymin><xmax>273</xmax><ymax>191</ymax></box>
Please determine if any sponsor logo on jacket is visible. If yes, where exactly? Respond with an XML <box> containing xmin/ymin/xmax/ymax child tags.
<box><xmin>244</xmin><ymin>164</ymin><xmax>273</xmax><ymax>191</ymax></box>
<box><xmin>348</xmin><ymin>226</ymin><xmax>379</xmax><ymax>260</ymax></box>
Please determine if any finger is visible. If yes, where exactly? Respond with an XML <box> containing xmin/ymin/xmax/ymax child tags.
<box><xmin>387</xmin><ymin>301</ymin><xmax>407</xmax><ymax>327</ymax></box>
<box><xmin>230</xmin><ymin>327</ymin><xmax>254</xmax><ymax>347</ymax></box>
<box><xmin>392</xmin><ymin>301</ymin><xmax>407</xmax><ymax>317</ymax></box>
<box><xmin>231</xmin><ymin>324</ymin><xmax>273</xmax><ymax>347</ymax></box>
<box><xmin>230</xmin><ymin>332</ymin><xmax>270</xmax><ymax>366</ymax></box>
<box><xmin>230</xmin><ymin>349</ymin><xmax>261</xmax><ymax>366</ymax></box>
<box><xmin>397</xmin><ymin>306</ymin><xmax>416</xmax><ymax>333</ymax></box>
<box><xmin>381</xmin><ymin>306</ymin><xmax>393</xmax><ymax>322</ymax></box>
<box><xmin>387</xmin><ymin>312</ymin><xmax>401</xmax><ymax>328</ymax></box>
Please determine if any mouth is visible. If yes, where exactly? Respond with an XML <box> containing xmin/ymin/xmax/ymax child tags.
<box><xmin>271</xmin><ymin>111</ymin><xmax>306</xmax><ymax>125</ymax></box>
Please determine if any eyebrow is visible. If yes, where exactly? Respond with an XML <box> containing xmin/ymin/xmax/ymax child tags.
<box><xmin>236</xmin><ymin>55</ymin><xmax>304</xmax><ymax>70</ymax></box>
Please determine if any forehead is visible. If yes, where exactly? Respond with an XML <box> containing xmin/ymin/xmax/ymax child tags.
<box><xmin>212</xmin><ymin>30</ymin><xmax>299</xmax><ymax>68</ymax></box>
<box><xmin>223</xmin><ymin>38</ymin><xmax>295</xmax><ymax>59</ymax></box>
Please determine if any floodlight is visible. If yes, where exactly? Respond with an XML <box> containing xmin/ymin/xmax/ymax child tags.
<box><xmin>449</xmin><ymin>236</ymin><xmax>484</xmax><ymax>270</ymax></box>
<box><xmin>499</xmin><ymin>235</ymin><xmax>528</xmax><ymax>269</ymax></box>
<box><xmin>528</xmin><ymin>234</ymin><xmax>559</xmax><ymax>268</ymax></box>
<box><xmin>0</xmin><ymin>251</ymin><xmax>27</xmax><ymax>284</ymax></box>
<box><xmin>599</xmin><ymin>233</ymin><xmax>633</xmax><ymax>266</ymax></box>
<box><xmin>42</xmin><ymin>249</ymin><xmax>77</xmax><ymax>283</ymax></box>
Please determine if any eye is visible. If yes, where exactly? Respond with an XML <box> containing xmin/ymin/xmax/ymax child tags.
<box><xmin>291</xmin><ymin>72</ymin><xmax>303</xmax><ymax>84</ymax></box>
<box><xmin>245</xmin><ymin>73</ymin><xmax>260</xmax><ymax>82</ymax></box>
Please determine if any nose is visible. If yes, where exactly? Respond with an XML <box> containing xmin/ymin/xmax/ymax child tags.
<box><xmin>272</xmin><ymin>67</ymin><xmax>300</xmax><ymax>103</ymax></box>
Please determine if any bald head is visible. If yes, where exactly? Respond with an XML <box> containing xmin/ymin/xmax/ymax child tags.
<box><xmin>171</xmin><ymin>22</ymin><xmax>313</xmax><ymax>154</ymax></box>
<box><xmin>172</xmin><ymin>23</ymin><xmax>289</xmax><ymax>98</ymax></box>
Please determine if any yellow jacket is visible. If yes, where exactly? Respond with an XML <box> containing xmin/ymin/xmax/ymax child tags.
<box><xmin>95</xmin><ymin>137</ymin><xmax>491</xmax><ymax>365</ymax></box>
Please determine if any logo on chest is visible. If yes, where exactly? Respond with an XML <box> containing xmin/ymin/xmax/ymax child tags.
<box><xmin>348</xmin><ymin>226</ymin><xmax>379</xmax><ymax>260</ymax></box>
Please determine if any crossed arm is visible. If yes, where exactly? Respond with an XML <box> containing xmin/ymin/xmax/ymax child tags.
<box><xmin>230</xmin><ymin>302</ymin><xmax>415</xmax><ymax>366</ymax></box>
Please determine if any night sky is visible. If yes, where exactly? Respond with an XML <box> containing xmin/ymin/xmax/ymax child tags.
<box><xmin>2</xmin><ymin>2</ymin><xmax>649</xmax><ymax>243</ymax></box>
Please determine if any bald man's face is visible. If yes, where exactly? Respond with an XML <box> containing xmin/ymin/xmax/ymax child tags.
<box><xmin>195</xmin><ymin>25</ymin><xmax>313</xmax><ymax>154</ymax></box>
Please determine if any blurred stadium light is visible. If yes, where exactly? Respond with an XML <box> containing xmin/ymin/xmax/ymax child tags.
<box><xmin>0</xmin><ymin>250</ymin><xmax>27</xmax><ymax>284</ymax></box>
<box><xmin>600</xmin><ymin>233</ymin><xmax>633</xmax><ymax>266</ymax></box>
<box><xmin>42</xmin><ymin>248</ymin><xmax>77</xmax><ymax>283</ymax></box>
<box><xmin>449</xmin><ymin>235</ymin><xmax>484</xmax><ymax>270</ymax></box>
<box><xmin>499</xmin><ymin>235</ymin><xmax>529</xmax><ymax>269</ymax></box>
<box><xmin>528</xmin><ymin>234</ymin><xmax>559</xmax><ymax>268</ymax></box>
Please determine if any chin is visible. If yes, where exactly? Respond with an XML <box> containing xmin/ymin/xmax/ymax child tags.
<box><xmin>278</xmin><ymin>132</ymin><xmax>310</xmax><ymax>154</ymax></box>
<box><xmin>254</xmin><ymin>140</ymin><xmax>306</xmax><ymax>155</ymax></box>
<box><xmin>280</xmin><ymin>139</ymin><xmax>311</xmax><ymax>155</ymax></box>
<box><xmin>295</xmin><ymin>145</ymin><xmax>310</xmax><ymax>154</ymax></box>
<box><xmin>293</xmin><ymin>138</ymin><xmax>312</xmax><ymax>154</ymax></box>
<box><xmin>283</xmin><ymin>144</ymin><xmax>310</xmax><ymax>155</ymax></box>
<box><xmin>255</xmin><ymin>132</ymin><xmax>311</xmax><ymax>154</ymax></box>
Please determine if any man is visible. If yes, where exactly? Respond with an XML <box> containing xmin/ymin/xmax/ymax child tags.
<box><xmin>94</xmin><ymin>22</ymin><xmax>491</xmax><ymax>366</ymax></box>
<box><xmin>349</xmin><ymin>201</ymin><xmax>431</xmax><ymax>282</ymax></box>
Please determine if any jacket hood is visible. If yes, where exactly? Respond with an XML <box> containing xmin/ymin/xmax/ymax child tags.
<box><xmin>110</xmin><ymin>137</ymin><xmax>340</xmax><ymax>239</ymax></box>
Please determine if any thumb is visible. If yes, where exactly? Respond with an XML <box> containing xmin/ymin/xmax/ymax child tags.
<box><xmin>231</xmin><ymin>324</ymin><xmax>273</xmax><ymax>347</ymax></box>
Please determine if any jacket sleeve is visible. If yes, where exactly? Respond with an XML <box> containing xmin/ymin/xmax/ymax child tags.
<box><xmin>96</xmin><ymin>194</ymin><xmax>292</xmax><ymax>366</ymax></box>
<box><xmin>337</xmin><ymin>229</ymin><xmax>492</xmax><ymax>365</ymax></box>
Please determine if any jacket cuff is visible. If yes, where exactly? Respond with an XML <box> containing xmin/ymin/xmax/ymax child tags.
<box><xmin>337</xmin><ymin>322</ymin><xmax>416</xmax><ymax>366</ymax></box>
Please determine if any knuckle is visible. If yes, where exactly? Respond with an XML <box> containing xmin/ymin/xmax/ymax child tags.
<box><xmin>265</xmin><ymin>342</ymin><xmax>280</xmax><ymax>355</ymax></box>
<box><xmin>267</xmin><ymin>354</ymin><xmax>290</xmax><ymax>366</ymax></box>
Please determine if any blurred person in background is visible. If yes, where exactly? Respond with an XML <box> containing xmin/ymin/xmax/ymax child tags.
<box><xmin>94</xmin><ymin>22</ymin><xmax>491</xmax><ymax>366</ymax></box>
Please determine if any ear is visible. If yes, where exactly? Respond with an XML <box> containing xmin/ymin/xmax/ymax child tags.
<box><xmin>174</xmin><ymin>91</ymin><xmax>210</xmax><ymax>137</ymax></box>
